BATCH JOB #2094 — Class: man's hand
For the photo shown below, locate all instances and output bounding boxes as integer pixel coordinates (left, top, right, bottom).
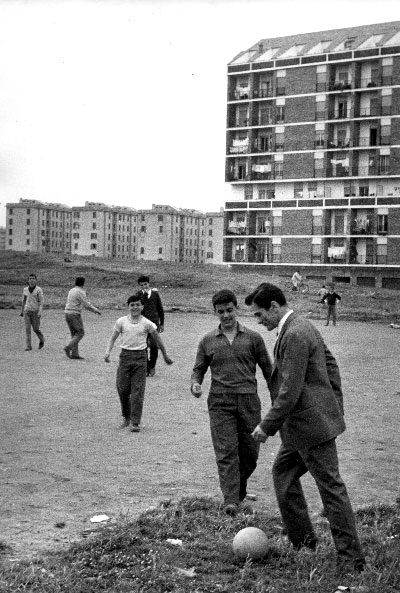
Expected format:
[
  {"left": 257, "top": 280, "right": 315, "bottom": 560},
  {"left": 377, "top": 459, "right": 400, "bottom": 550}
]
[
  {"left": 104, "top": 354, "right": 110, "bottom": 363},
  {"left": 191, "top": 383, "right": 202, "bottom": 398},
  {"left": 20, "top": 312, "right": 24, "bottom": 317},
  {"left": 158, "top": 325, "right": 164, "bottom": 333},
  {"left": 163, "top": 355, "right": 173, "bottom": 365},
  {"left": 251, "top": 425, "right": 268, "bottom": 443}
]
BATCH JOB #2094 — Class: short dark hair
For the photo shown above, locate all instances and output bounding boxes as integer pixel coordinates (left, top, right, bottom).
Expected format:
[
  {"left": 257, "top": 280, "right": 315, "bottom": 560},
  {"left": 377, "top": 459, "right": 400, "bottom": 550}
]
[
  {"left": 75, "top": 276, "right": 85, "bottom": 287},
  {"left": 245, "top": 283, "right": 286, "bottom": 309},
  {"left": 28, "top": 273, "right": 37, "bottom": 279},
  {"left": 127, "top": 292, "right": 144, "bottom": 305},
  {"left": 138, "top": 275, "right": 150, "bottom": 284},
  {"left": 212, "top": 289, "right": 237, "bottom": 308}
]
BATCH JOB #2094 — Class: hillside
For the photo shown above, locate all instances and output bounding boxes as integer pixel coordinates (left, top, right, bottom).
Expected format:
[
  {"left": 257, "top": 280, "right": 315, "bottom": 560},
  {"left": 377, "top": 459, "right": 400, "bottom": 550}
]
[{"left": 0, "top": 251, "right": 399, "bottom": 322}]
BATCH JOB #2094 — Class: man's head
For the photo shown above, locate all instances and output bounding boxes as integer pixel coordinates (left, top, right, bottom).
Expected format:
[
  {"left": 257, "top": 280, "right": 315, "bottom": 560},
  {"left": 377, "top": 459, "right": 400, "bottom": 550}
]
[
  {"left": 127, "top": 292, "right": 144, "bottom": 315},
  {"left": 245, "top": 283, "right": 288, "bottom": 331},
  {"left": 75, "top": 277, "right": 85, "bottom": 287},
  {"left": 138, "top": 275, "right": 150, "bottom": 292},
  {"left": 328, "top": 285, "right": 334, "bottom": 293},
  {"left": 212, "top": 289, "right": 238, "bottom": 331},
  {"left": 28, "top": 274, "right": 37, "bottom": 287}
]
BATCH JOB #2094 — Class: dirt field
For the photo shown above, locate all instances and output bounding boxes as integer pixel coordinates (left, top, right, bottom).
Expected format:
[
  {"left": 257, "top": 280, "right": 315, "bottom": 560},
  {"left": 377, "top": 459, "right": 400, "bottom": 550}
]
[{"left": 1, "top": 309, "right": 399, "bottom": 561}]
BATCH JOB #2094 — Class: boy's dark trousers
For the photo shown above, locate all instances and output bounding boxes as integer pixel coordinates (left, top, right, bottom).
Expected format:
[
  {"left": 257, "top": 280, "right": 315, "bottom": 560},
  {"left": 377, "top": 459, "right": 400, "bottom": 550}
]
[
  {"left": 326, "top": 305, "right": 337, "bottom": 325},
  {"left": 117, "top": 349, "right": 147, "bottom": 425},
  {"left": 146, "top": 332, "right": 159, "bottom": 371},
  {"left": 207, "top": 392, "right": 261, "bottom": 505}
]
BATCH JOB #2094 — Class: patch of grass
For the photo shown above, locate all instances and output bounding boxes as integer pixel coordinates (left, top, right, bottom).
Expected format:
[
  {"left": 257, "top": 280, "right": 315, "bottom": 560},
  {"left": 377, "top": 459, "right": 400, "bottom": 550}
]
[
  {"left": 1, "top": 251, "right": 400, "bottom": 323},
  {"left": 1, "top": 497, "right": 399, "bottom": 593}
]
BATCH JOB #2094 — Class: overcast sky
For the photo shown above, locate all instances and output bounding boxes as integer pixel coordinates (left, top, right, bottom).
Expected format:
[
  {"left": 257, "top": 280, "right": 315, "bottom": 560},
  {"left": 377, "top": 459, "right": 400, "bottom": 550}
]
[{"left": 0, "top": 0, "right": 399, "bottom": 226}]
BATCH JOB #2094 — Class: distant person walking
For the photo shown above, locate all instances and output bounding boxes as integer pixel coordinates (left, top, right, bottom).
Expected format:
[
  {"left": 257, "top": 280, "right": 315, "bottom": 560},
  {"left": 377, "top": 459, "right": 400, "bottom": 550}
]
[
  {"left": 104, "top": 292, "right": 173, "bottom": 432},
  {"left": 64, "top": 277, "right": 101, "bottom": 360},
  {"left": 317, "top": 284, "right": 328, "bottom": 303},
  {"left": 137, "top": 275, "right": 165, "bottom": 377},
  {"left": 291, "top": 271, "right": 302, "bottom": 291},
  {"left": 20, "top": 274, "right": 45, "bottom": 351},
  {"left": 323, "top": 286, "right": 342, "bottom": 326}
]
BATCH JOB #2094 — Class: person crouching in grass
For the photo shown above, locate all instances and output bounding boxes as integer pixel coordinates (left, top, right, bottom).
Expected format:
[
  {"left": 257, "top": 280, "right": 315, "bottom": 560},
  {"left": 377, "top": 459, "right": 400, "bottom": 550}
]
[{"left": 105, "top": 292, "right": 173, "bottom": 432}]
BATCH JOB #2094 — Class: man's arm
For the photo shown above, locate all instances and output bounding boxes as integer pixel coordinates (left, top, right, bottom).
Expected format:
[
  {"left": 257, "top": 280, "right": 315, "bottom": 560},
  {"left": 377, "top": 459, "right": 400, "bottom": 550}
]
[
  {"left": 151, "top": 329, "right": 173, "bottom": 364},
  {"left": 190, "top": 339, "right": 210, "bottom": 396},
  {"left": 37, "top": 287, "right": 44, "bottom": 317},
  {"left": 20, "top": 294, "right": 27, "bottom": 316},
  {"left": 254, "top": 334, "right": 272, "bottom": 385},
  {"left": 155, "top": 291, "right": 165, "bottom": 330},
  {"left": 104, "top": 329, "right": 120, "bottom": 362},
  {"left": 80, "top": 292, "right": 101, "bottom": 315},
  {"left": 324, "top": 345, "right": 344, "bottom": 414}
]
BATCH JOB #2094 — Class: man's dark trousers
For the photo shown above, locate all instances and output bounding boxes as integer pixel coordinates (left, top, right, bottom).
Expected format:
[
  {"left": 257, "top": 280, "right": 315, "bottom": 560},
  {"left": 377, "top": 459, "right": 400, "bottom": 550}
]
[
  {"left": 207, "top": 392, "right": 261, "bottom": 505},
  {"left": 272, "top": 438, "right": 364, "bottom": 565},
  {"left": 116, "top": 349, "right": 147, "bottom": 425},
  {"left": 147, "top": 331, "right": 159, "bottom": 371}
]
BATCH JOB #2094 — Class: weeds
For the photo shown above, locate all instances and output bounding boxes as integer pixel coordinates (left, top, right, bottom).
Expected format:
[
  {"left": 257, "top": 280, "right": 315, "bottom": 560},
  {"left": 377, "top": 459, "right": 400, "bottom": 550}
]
[{"left": 1, "top": 497, "right": 399, "bottom": 592}]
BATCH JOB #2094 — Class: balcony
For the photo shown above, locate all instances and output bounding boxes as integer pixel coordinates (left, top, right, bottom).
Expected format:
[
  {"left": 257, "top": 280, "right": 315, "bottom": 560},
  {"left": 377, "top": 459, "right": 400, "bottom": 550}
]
[
  {"left": 350, "top": 219, "right": 373, "bottom": 235},
  {"left": 357, "top": 167, "right": 376, "bottom": 176},
  {"left": 360, "top": 77, "right": 380, "bottom": 88},
  {"left": 230, "top": 119, "right": 250, "bottom": 128},
  {"left": 229, "top": 89, "right": 250, "bottom": 101},
  {"left": 334, "top": 109, "right": 349, "bottom": 119},
  {"left": 359, "top": 106, "right": 379, "bottom": 117},
  {"left": 252, "top": 88, "right": 273, "bottom": 99},
  {"left": 330, "top": 81, "right": 352, "bottom": 91},
  {"left": 226, "top": 222, "right": 248, "bottom": 236}
]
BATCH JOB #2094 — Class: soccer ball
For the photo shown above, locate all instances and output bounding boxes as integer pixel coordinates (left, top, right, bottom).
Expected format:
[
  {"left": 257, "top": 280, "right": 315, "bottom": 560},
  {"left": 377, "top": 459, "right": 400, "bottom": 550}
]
[{"left": 232, "top": 526, "right": 269, "bottom": 560}]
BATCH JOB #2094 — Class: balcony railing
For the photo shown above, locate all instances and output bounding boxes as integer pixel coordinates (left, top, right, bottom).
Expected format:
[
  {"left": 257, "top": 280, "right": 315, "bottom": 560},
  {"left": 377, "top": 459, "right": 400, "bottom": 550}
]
[
  {"left": 229, "top": 89, "right": 250, "bottom": 101},
  {"left": 359, "top": 107, "right": 379, "bottom": 117},
  {"left": 357, "top": 167, "right": 376, "bottom": 176},
  {"left": 329, "top": 81, "right": 352, "bottom": 91},
  {"left": 334, "top": 109, "right": 349, "bottom": 119},
  {"left": 229, "top": 144, "right": 249, "bottom": 154},
  {"left": 252, "top": 88, "right": 273, "bottom": 99},
  {"left": 350, "top": 221, "right": 373, "bottom": 235},
  {"left": 360, "top": 77, "right": 380, "bottom": 88}
]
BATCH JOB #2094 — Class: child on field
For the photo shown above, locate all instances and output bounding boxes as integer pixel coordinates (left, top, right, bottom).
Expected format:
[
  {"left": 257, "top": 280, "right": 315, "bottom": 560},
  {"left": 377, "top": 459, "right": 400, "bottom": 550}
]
[
  {"left": 105, "top": 293, "right": 173, "bottom": 432},
  {"left": 191, "top": 289, "right": 272, "bottom": 515},
  {"left": 323, "top": 286, "right": 342, "bottom": 326}
]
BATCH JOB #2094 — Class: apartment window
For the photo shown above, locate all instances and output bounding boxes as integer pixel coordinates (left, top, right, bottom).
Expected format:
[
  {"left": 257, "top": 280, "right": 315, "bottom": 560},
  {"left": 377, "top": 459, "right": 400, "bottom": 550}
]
[
  {"left": 74, "top": 243, "right": 78, "bottom": 249},
  {"left": 92, "top": 222, "right": 96, "bottom": 230},
  {"left": 258, "top": 189, "right": 266, "bottom": 200},
  {"left": 272, "top": 241, "right": 281, "bottom": 262},
  {"left": 73, "top": 233, "right": 80, "bottom": 239},
  {"left": 208, "top": 240, "right": 213, "bottom": 248},
  {"left": 308, "top": 181, "right": 318, "bottom": 198},
  {"left": 312, "top": 211, "right": 323, "bottom": 234},
  {"left": 244, "top": 186, "right": 253, "bottom": 200},
  {"left": 274, "top": 161, "right": 283, "bottom": 179},
  {"left": 90, "top": 243, "right": 97, "bottom": 250},
  {"left": 26, "top": 239, "right": 30, "bottom": 245},
  {"left": 276, "top": 69, "right": 286, "bottom": 95},
  {"left": 380, "top": 121, "right": 391, "bottom": 145},
  {"left": 41, "top": 230, "right": 45, "bottom": 236},
  {"left": 91, "top": 233, "right": 97, "bottom": 239},
  {"left": 311, "top": 242, "right": 322, "bottom": 263},
  {"left": 315, "top": 130, "right": 325, "bottom": 148},
  {"left": 377, "top": 214, "right": 388, "bottom": 234},
  {"left": 379, "top": 155, "right": 390, "bottom": 175},
  {"left": 9, "top": 208, "right": 13, "bottom": 214},
  {"left": 8, "top": 228, "right": 12, "bottom": 235},
  {"left": 272, "top": 211, "right": 282, "bottom": 235},
  {"left": 275, "top": 128, "right": 284, "bottom": 151},
  {"left": 26, "top": 219, "right": 30, "bottom": 225},
  {"left": 26, "top": 208, "right": 30, "bottom": 214},
  {"left": 276, "top": 106, "right": 285, "bottom": 123},
  {"left": 158, "top": 215, "right": 163, "bottom": 222},
  {"left": 26, "top": 229, "right": 30, "bottom": 235},
  {"left": 294, "top": 182, "right": 303, "bottom": 199},
  {"left": 9, "top": 239, "right": 12, "bottom": 245},
  {"left": 158, "top": 247, "right": 163, "bottom": 255},
  {"left": 8, "top": 218, "right": 13, "bottom": 225},
  {"left": 73, "top": 212, "right": 80, "bottom": 218},
  {"left": 381, "top": 92, "right": 392, "bottom": 116},
  {"left": 314, "top": 155, "right": 324, "bottom": 177},
  {"left": 377, "top": 238, "right": 387, "bottom": 264},
  {"left": 159, "top": 226, "right": 163, "bottom": 233},
  {"left": 141, "top": 226, "right": 146, "bottom": 232},
  {"left": 209, "top": 229, "right": 213, "bottom": 236},
  {"left": 209, "top": 218, "right": 213, "bottom": 225},
  {"left": 382, "top": 59, "right": 393, "bottom": 85},
  {"left": 267, "top": 188, "right": 275, "bottom": 200},
  {"left": 315, "top": 96, "right": 326, "bottom": 120},
  {"left": 92, "top": 212, "right": 97, "bottom": 218},
  {"left": 141, "top": 215, "right": 145, "bottom": 222},
  {"left": 359, "top": 184, "right": 369, "bottom": 197},
  {"left": 140, "top": 247, "right": 144, "bottom": 254},
  {"left": 344, "top": 183, "right": 356, "bottom": 197}
]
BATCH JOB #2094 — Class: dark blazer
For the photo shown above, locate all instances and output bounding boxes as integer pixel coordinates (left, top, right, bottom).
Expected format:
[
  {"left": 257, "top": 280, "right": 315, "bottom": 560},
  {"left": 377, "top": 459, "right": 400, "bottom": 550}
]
[
  {"left": 260, "top": 313, "right": 345, "bottom": 450},
  {"left": 141, "top": 289, "right": 164, "bottom": 327}
]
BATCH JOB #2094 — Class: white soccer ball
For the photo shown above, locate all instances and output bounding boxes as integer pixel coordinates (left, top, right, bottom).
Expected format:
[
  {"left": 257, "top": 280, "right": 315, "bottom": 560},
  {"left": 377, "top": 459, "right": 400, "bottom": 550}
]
[{"left": 232, "top": 526, "right": 269, "bottom": 560}]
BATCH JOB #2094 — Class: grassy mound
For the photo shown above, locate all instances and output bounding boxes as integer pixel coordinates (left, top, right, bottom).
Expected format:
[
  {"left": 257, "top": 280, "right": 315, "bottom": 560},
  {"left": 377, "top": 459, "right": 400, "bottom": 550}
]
[{"left": 1, "top": 497, "right": 399, "bottom": 592}]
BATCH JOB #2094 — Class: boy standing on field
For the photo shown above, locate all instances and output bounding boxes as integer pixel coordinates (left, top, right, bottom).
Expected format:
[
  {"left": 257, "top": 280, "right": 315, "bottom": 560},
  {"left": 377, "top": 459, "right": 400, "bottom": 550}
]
[
  {"left": 137, "top": 275, "right": 165, "bottom": 377},
  {"left": 191, "top": 289, "right": 272, "bottom": 515},
  {"left": 20, "top": 274, "right": 45, "bottom": 351},
  {"left": 105, "top": 293, "right": 173, "bottom": 432},
  {"left": 64, "top": 276, "right": 101, "bottom": 360},
  {"left": 323, "top": 285, "right": 342, "bottom": 326}
]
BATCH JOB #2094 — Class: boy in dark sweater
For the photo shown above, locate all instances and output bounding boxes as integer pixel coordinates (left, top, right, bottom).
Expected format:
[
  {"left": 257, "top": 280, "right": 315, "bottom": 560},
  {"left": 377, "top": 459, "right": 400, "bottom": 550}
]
[
  {"left": 323, "top": 286, "right": 341, "bottom": 326},
  {"left": 137, "top": 275, "right": 165, "bottom": 376}
]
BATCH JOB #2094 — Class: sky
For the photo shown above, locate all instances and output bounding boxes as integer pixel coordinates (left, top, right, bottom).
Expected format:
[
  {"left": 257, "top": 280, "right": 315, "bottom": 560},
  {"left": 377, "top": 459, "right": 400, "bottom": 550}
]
[{"left": 0, "top": 0, "right": 399, "bottom": 227}]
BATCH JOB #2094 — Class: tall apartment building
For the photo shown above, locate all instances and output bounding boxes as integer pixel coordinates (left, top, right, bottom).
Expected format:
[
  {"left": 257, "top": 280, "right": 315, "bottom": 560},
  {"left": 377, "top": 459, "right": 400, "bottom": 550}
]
[
  {"left": 5, "top": 199, "right": 224, "bottom": 264},
  {"left": 224, "top": 21, "right": 400, "bottom": 287}
]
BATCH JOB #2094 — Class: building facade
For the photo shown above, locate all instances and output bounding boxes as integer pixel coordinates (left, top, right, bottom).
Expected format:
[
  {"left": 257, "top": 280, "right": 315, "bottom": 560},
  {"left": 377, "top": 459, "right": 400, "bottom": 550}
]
[
  {"left": 5, "top": 199, "right": 224, "bottom": 265},
  {"left": 224, "top": 21, "right": 400, "bottom": 287}
]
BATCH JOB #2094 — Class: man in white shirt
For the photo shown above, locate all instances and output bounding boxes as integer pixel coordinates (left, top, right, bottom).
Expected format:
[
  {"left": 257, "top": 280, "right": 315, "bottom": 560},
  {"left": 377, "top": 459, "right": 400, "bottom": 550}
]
[
  {"left": 64, "top": 276, "right": 101, "bottom": 360},
  {"left": 105, "top": 292, "right": 173, "bottom": 432},
  {"left": 20, "top": 274, "right": 45, "bottom": 351}
]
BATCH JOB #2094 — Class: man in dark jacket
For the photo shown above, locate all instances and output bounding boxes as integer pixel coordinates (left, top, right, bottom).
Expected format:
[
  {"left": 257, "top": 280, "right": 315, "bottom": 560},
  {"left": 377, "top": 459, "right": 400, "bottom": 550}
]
[
  {"left": 138, "top": 275, "right": 165, "bottom": 376},
  {"left": 245, "top": 282, "right": 365, "bottom": 575}
]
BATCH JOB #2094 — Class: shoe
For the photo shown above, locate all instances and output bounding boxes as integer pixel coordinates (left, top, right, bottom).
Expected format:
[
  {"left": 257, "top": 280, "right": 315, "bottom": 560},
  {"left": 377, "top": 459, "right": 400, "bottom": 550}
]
[
  {"left": 239, "top": 501, "right": 254, "bottom": 515},
  {"left": 130, "top": 424, "right": 140, "bottom": 432},
  {"left": 38, "top": 341, "right": 44, "bottom": 349},
  {"left": 148, "top": 368, "right": 155, "bottom": 377},
  {"left": 223, "top": 503, "right": 238, "bottom": 516},
  {"left": 63, "top": 346, "right": 72, "bottom": 359},
  {"left": 25, "top": 347, "right": 32, "bottom": 351},
  {"left": 119, "top": 418, "right": 130, "bottom": 428},
  {"left": 70, "top": 355, "right": 85, "bottom": 360}
]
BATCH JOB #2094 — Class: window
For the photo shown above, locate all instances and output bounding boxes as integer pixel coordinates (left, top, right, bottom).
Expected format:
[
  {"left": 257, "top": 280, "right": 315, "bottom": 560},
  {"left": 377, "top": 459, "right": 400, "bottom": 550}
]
[
  {"left": 141, "top": 215, "right": 145, "bottom": 222},
  {"left": 92, "top": 223, "right": 96, "bottom": 230},
  {"left": 312, "top": 212, "right": 322, "bottom": 234},
  {"left": 9, "top": 218, "right": 13, "bottom": 225},
  {"left": 315, "top": 130, "right": 325, "bottom": 148},
  {"left": 344, "top": 183, "right": 356, "bottom": 197},
  {"left": 74, "top": 243, "right": 78, "bottom": 249},
  {"left": 140, "top": 247, "right": 144, "bottom": 254},
  {"left": 272, "top": 242, "right": 281, "bottom": 262},
  {"left": 308, "top": 181, "right": 318, "bottom": 198},
  {"left": 9, "top": 208, "right": 13, "bottom": 214},
  {"left": 91, "top": 233, "right": 97, "bottom": 239},
  {"left": 26, "top": 239, "right": 30, "bottom": 245},
  {"left": 209, "top": 229, "right": 213, "bottom": 236},
  {"left": 8, "top": 239, "right": 12, "bottom": 245},
  {"left": 276, "top": 106, "right": 284, "bottom": 123},
  {"left": 359, "top": 184, "right": 369, "bottom": 197},
  {"left": 258, "top": 189, "right": 266, "bottom": 200},
  {"left": 315, "top": 99, "right": 326, "bottom": 120},
  {"left": 311, "top": 242, "right": 322, "bottom": 263},
  {"left": 141, "top": 226, "right": 146, "bottom": 232},
  {"left": 26, "top": 219, "right": 30, "bottom": 225},
  {"left": 158, "top": 215, "right": 163, "bottom": 222},
  {"left": 381, "top": 93, "right": 392, "bottom": 116},
  {"left": 73, "top": 233, "right": 80, "bottom": 239},
  {"left": 377, "top": 214, "right": 388, "bottom": 234},
  {"left": 92, "top": 212, "right": 97, "bottom": 218},
  {"left": 267, "top": 188, "right": 275, "bottom": 200},
  {"left": 294, "top": 182, "right": 303, "bottom": 199},
  {"left": 8, "top": 228, "right": 12, "bottom": 235},
  {"left": 158, "top": 247, "right": 163, "bottom": 254},
  {"left": 90, "top": 243, "right": 97, "bottom": 250},
  {"left": 244, "top": 186, "right": 253, "bottom": 200},
  {"left": 274, "top": 162, "right": 283, "bottom": 179},
  {"left": 27, "top": 208, "right": 30, "bottom": 214},
  {"left": 26, "top": 229, "right": 30, "bottom": 235},
  {"left": 379, "top": 155, "right": 390, "bottom": 175},
  {"left": 159, "top": 226, "right": 163, "bottom": 233}
]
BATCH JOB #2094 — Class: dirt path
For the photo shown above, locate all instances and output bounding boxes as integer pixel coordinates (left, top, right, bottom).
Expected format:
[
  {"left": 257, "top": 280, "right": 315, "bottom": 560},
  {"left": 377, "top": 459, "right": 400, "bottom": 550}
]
[{"left": 1, "top": 311, "right": 399, "bottom": 561}]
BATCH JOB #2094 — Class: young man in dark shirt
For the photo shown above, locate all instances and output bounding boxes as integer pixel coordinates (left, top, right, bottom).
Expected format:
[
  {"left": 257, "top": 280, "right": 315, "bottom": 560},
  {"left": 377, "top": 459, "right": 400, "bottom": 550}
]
[
  {"left": 323, "top": 285, "right": 342, "bottom": 326},
  {"left": 191, "top": 289, "right": 272, "bottom": 516},
  {"left": 137, "top": 275, "right": 165, "bottom": 376}
]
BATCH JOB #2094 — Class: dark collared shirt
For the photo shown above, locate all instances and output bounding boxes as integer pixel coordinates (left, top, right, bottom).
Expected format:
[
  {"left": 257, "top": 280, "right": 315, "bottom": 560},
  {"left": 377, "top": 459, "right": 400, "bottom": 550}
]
[{"left": 191, "top": 323, "right": 272, "bottom": 394}]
